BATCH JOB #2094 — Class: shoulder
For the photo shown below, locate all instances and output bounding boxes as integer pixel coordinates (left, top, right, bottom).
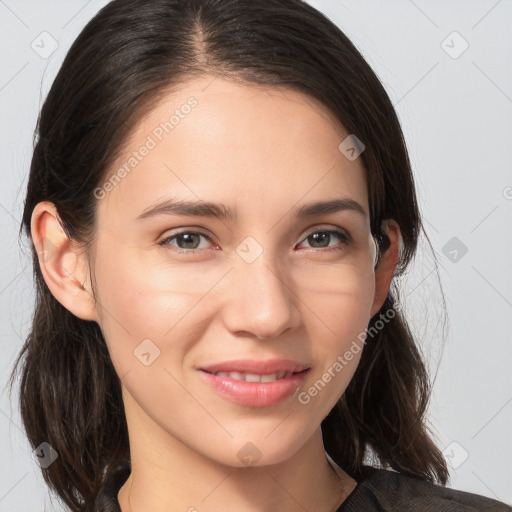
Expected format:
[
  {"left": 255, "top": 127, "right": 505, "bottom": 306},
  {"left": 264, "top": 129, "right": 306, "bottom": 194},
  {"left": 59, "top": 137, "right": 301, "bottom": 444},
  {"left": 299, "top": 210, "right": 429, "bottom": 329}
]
[{"left": 339, "top": 466, "right": 512, "bottom": 512}]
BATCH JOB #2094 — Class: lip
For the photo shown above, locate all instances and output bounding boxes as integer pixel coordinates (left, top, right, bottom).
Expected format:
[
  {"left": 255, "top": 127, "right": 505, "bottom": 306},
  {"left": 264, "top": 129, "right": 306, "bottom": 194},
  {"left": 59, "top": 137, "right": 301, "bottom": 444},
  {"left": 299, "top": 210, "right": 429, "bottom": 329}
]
[{"left": 198, "top": 359, "right": 310, "bottom": 408}]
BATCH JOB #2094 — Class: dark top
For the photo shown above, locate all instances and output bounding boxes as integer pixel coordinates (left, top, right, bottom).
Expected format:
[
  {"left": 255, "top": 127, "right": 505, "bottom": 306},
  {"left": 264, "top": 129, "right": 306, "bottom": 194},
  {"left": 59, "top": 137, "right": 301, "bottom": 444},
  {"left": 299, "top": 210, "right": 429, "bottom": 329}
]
[{"left": 94, "top": 461, "right": 512, "bottom": 511}]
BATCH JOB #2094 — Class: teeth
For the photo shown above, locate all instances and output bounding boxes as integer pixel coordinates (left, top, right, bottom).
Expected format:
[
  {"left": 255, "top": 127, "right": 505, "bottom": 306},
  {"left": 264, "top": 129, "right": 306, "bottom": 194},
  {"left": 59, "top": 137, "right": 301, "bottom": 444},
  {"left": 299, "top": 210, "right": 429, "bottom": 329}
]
[{"left": 214, "top": 371, "right": 290, "bottom": 382}]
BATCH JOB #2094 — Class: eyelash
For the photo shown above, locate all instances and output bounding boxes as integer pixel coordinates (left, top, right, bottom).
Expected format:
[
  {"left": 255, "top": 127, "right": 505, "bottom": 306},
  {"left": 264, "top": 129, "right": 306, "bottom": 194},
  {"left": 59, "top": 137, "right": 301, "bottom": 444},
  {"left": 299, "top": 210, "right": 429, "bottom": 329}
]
[{"left": 158, "top": 228, "right": 350, "bottom": 256}]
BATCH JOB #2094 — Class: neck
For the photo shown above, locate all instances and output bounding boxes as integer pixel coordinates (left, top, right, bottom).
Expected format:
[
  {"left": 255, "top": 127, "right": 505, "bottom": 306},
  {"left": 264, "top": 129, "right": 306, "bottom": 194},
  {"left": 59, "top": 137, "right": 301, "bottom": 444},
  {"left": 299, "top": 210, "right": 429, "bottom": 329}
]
[{"left": 117, "top": 418, "right": 356, "bottom": 511}]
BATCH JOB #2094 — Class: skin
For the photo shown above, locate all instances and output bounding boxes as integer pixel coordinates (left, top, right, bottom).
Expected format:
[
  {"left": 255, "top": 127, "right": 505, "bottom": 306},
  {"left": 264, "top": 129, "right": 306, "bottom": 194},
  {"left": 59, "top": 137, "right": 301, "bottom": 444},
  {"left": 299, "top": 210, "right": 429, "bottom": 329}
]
[{"left": 31, "top": 76, "right": 400, "bottom": 512}]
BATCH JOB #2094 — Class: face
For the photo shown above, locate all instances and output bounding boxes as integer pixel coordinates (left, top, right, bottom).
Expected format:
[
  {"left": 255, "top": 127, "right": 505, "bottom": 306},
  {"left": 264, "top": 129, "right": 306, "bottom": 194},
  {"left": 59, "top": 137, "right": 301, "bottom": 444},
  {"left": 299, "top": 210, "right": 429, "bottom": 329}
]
[{"left": 89, "top": 76, "right": 379, "bottom": 467}]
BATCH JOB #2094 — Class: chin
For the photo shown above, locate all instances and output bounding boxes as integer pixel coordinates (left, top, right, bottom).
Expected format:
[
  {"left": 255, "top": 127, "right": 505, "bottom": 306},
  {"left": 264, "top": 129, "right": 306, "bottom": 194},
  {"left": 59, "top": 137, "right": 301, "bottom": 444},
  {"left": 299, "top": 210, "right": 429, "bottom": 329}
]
[{"left": 202, "top": 424, "right": 317, "bottom": 469}]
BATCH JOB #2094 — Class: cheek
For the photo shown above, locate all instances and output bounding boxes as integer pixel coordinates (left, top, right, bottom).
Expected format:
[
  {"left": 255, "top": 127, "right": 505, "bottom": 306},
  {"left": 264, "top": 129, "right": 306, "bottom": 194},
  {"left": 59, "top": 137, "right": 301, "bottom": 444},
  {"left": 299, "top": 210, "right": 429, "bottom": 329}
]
[
  {"left": 92, "top": 244, "right": 231, "bottom": 385},
  {"left": 274, "top": 268, "right": 371, "bottom": 461},
  {"left": 93, "top": 242, "right": 212, "bottom": 333},
  {"left": 298, "top": 266, "right": 375, "bottom": 401},
  {"left": 301, "top": 262, "right": 376, "bottom": 341}
]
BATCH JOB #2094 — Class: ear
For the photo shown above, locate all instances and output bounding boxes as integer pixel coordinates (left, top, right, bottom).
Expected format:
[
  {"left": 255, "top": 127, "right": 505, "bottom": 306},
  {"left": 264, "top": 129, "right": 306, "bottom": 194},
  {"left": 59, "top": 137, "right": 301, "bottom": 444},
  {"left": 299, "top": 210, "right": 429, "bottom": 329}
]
[
  {"left": 370, "top": 219, "right": 401, "bottom": 318},
  {"left": 30, "top": 201, "right": 99, "bottom": 322}
]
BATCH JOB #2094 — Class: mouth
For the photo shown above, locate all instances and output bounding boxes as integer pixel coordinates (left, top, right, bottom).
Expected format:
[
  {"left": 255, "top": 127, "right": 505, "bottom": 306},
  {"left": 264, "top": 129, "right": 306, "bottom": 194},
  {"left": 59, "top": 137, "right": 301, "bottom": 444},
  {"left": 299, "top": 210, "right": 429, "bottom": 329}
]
[
  {"left": 199, "top": 358, "right": 309, "bottom": 375},
  {"left": 205, "top": 370, "right": 297, "bottom": 382},
  {"left": 198, "top": 359, "right": 310, "bottom": 408}
]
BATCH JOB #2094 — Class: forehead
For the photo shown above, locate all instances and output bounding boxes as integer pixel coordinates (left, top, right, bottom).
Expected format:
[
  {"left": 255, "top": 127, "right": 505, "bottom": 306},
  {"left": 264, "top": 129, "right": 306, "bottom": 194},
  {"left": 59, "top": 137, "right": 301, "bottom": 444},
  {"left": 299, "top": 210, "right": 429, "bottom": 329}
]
[{"left": 96, "top": 76, "right": 369, "bottom": 228}]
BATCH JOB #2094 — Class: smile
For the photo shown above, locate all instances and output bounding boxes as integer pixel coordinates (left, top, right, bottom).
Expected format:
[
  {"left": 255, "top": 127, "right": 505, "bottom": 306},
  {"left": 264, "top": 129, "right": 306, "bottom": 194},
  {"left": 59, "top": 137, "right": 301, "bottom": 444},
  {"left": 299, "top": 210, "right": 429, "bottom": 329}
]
[{"left": 199, "top": 368, "right": 310, "bottom": 407}]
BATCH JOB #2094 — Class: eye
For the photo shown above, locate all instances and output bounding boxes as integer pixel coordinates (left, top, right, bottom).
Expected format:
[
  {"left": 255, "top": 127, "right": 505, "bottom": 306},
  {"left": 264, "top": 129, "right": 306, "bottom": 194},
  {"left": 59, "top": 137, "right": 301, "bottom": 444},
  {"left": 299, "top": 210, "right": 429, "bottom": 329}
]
[
  {"left": 296, "top": 229, "right": 350, "bottom": 254},
  {"left": 159, "top": 231, "right": 213, "bottom": 253},
  {"left": 159, "top": 228, "right": 350, "bottom": 255}
]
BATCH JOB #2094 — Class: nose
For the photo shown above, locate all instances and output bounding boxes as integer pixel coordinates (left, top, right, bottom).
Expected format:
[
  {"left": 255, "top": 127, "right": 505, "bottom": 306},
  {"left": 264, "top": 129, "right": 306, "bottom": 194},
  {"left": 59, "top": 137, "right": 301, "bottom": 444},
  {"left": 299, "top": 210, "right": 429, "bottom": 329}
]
[{"left": 221, "top": 255, "right": 301, "bottom": 341}]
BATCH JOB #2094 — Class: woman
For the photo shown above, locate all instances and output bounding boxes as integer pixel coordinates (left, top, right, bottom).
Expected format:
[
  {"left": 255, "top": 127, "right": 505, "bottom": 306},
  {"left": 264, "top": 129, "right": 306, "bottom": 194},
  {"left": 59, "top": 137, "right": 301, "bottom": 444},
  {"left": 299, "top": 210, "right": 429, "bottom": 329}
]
[{"left": 9, "top": 0, "right": 511, "bottom": 511}]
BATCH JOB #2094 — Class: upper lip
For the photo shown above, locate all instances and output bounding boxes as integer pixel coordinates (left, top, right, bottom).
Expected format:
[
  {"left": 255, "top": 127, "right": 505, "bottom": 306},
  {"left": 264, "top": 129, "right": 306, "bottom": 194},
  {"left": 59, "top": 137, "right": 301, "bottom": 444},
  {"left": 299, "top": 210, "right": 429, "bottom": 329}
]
[{"left": 199, "top": 359, "right": 310, "bottom": 375}]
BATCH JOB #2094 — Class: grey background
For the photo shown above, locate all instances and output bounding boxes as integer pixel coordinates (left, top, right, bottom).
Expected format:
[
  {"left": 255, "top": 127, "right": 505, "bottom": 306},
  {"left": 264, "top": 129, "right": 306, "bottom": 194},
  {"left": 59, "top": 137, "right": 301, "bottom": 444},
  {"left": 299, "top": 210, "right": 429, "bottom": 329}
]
[{"left": 1, "top": 0, "right": 511, "bottom": 510}]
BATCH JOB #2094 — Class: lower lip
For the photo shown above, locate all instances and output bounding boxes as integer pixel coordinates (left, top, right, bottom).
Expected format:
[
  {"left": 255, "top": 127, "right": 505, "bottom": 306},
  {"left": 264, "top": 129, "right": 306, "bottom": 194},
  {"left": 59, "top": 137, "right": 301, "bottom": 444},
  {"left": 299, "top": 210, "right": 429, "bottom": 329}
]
[{"left": 199, "top": 369, "right": 310, "bottom": 407}]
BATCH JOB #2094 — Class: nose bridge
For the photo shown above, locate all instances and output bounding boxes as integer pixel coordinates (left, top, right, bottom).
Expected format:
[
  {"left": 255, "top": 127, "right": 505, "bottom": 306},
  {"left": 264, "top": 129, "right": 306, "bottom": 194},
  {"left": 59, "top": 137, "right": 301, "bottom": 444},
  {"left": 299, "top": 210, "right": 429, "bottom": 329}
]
[{"left": 222, "top": 236, "right": 300, "bottom": 339}]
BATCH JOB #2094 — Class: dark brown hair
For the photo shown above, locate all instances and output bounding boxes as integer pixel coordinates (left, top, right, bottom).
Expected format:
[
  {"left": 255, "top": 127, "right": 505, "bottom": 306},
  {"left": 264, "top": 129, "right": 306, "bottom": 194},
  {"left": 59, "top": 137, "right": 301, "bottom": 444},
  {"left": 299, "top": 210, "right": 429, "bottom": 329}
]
[{"left": 9, "top": 0, "right": 448, "bottom": 510}]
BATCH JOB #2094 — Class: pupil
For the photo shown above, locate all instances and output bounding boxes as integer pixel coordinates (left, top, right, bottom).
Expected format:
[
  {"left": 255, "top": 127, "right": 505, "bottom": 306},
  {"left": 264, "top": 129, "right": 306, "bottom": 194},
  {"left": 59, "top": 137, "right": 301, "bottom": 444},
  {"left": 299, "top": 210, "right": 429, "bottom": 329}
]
[
  {"left": 309, "top": 232, "right": 329, "bottom": 248},
  {"left": 180, "top": 233, "right": 199, "bottom": 249}
]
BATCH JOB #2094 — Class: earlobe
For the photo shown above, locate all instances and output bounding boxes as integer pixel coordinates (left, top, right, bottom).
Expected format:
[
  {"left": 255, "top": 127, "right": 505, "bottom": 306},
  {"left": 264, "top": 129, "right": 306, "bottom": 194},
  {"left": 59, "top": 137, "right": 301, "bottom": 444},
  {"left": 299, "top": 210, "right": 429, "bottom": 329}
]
[
  {"left": 30, "top": 201, "right": 98, "bottom": 322},
  {"left": 370, "top": 219, "right": 401, "bottom": 318}
]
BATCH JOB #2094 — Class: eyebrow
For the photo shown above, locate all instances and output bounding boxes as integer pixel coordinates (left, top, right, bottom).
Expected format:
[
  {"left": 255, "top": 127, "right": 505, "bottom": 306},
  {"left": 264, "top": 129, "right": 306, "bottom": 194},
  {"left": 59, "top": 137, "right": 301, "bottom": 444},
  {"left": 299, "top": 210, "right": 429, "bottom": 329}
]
[{"left": 136, "top": 197, "right": 367, "bottom": 221}]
